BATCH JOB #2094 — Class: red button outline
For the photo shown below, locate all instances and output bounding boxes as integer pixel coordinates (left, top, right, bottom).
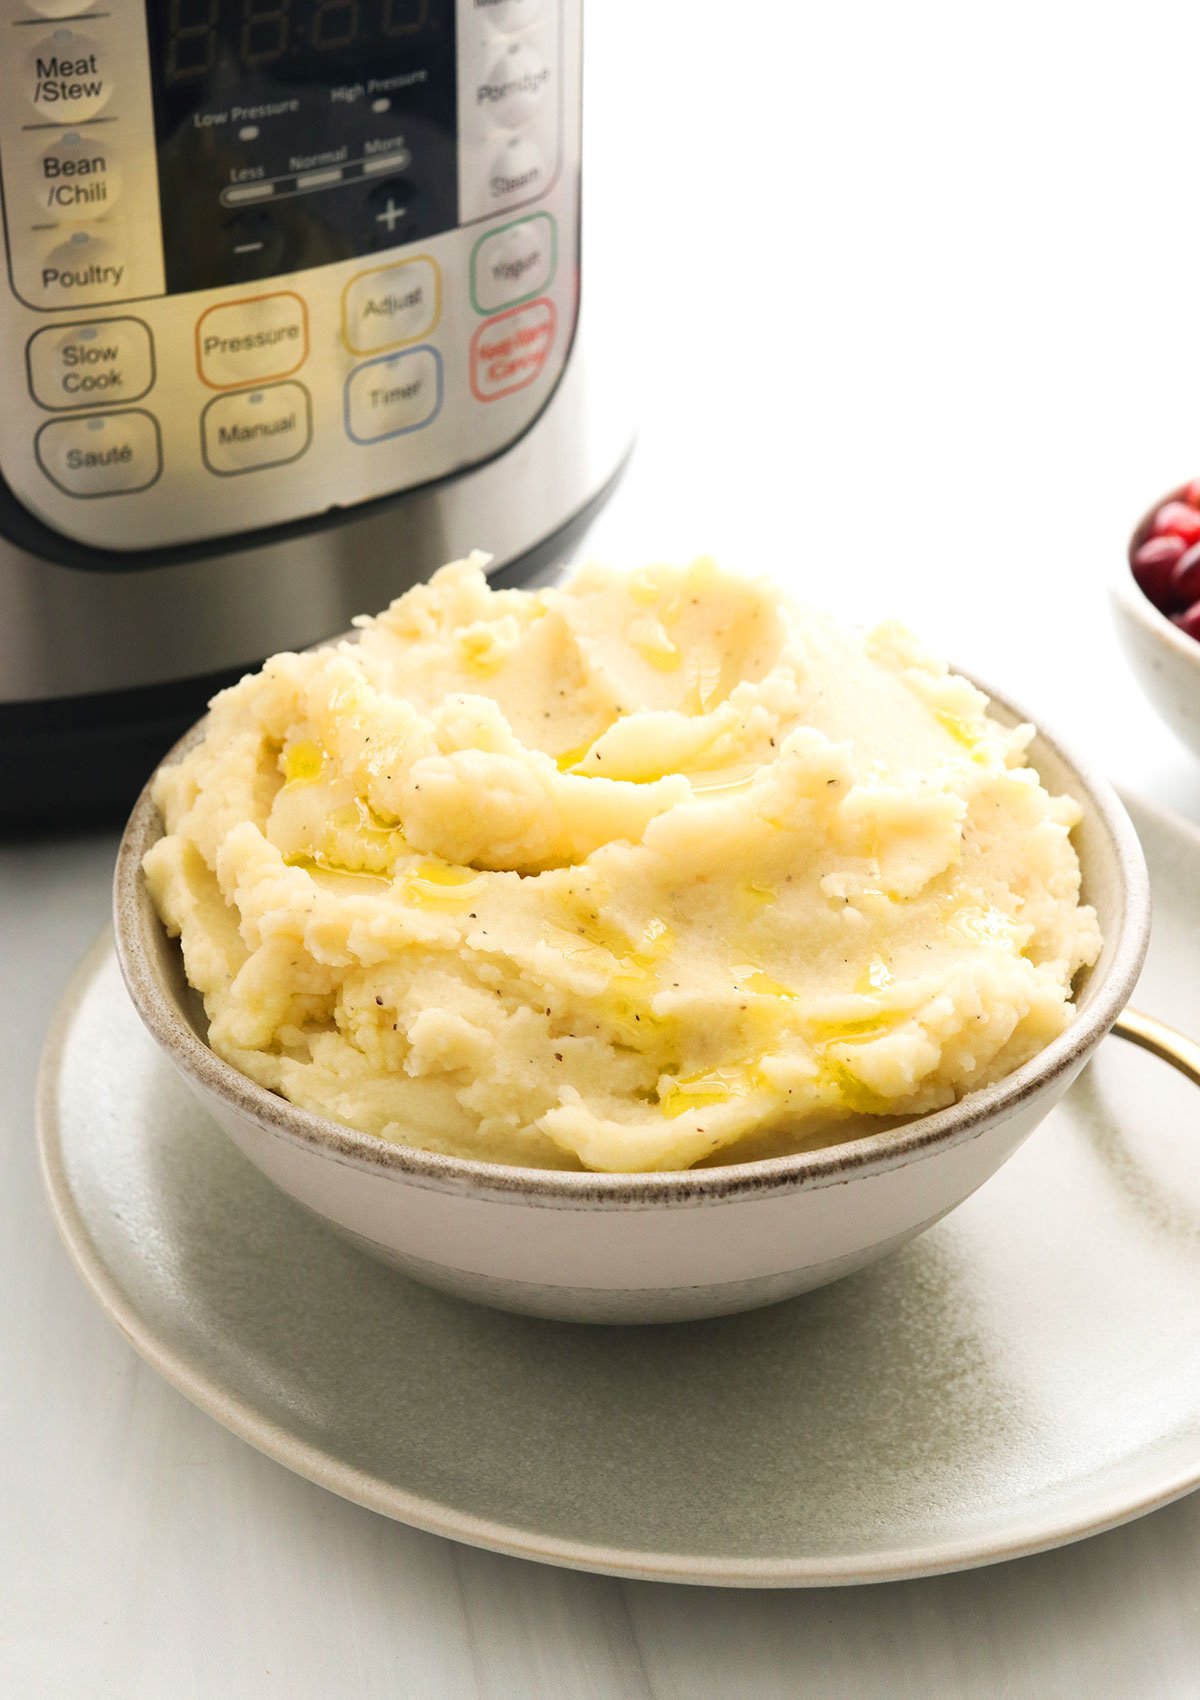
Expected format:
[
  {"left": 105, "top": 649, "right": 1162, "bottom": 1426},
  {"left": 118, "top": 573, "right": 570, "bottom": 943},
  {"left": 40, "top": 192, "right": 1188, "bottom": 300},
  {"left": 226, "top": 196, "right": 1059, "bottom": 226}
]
[{"left": 469, "top": 297, "right": 556, "bottom": 402}]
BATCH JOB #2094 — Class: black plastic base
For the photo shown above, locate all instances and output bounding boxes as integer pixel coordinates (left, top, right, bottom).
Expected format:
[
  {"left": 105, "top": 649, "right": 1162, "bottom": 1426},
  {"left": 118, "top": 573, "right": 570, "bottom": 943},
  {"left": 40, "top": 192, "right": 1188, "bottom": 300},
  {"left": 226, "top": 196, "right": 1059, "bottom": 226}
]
[{"left": 0, "top": 466, "right": 625, "bottom": 833}]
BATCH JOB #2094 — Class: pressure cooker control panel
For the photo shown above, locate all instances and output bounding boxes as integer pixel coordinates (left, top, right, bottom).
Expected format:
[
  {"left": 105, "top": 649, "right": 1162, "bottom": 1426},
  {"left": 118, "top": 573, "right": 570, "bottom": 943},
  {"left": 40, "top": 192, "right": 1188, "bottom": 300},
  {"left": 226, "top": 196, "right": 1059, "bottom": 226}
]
[{"left": 0, "top": 0, "right": 579, "bottom": 551}]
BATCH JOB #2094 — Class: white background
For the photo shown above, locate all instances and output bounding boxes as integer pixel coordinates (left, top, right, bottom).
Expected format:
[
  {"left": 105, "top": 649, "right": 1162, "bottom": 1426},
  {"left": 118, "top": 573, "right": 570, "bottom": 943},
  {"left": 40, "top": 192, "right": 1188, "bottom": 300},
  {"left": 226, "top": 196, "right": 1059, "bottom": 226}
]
[
  {"left": 4, "top": 2, "right": 1200, "bottom": 1695},
  {"left": 586, "top": 0, "right": 1200, "bottom": 827}
]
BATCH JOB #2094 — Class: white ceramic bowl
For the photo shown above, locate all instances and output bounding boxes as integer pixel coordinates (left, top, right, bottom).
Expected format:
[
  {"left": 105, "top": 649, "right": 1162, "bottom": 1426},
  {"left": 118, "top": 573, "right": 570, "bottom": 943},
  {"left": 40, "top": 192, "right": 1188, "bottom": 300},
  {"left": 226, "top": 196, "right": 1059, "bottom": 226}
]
[
  {"left": 1112, "top": 559, "right": 1200, "bottom": 763},
  {"left": 114, "top": 683, "right": 1150, "bottom": 1325}
]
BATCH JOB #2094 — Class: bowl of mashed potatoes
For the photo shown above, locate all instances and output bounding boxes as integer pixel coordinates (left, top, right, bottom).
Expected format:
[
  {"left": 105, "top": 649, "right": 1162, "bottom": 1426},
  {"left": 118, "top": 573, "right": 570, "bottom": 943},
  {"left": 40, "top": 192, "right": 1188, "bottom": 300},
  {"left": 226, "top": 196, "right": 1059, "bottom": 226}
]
[{"left": 115, "top": 555, "right": 1149, "bottom": 1323}]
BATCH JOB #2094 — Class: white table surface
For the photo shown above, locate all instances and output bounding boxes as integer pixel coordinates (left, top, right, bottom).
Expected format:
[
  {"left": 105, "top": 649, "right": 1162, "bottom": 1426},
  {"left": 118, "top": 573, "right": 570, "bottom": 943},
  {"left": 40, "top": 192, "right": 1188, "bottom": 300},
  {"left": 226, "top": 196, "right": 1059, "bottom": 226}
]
[{"left": 6, "top": 4, "right": 1200, "bottom": 1694}]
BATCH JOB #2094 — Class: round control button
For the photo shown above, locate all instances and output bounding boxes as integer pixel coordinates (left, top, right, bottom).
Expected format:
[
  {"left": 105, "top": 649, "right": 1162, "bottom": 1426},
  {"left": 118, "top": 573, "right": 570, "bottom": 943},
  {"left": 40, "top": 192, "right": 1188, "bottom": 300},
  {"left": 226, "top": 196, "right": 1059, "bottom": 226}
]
[
  {"left": 471, "top": 213, "right": 555, "bottom": 313},
  {"left": 27, "top": 316, "right": 154, "bottom": 410},
  {"left": 35, "top": 408, "right": 161, "bottom": 497},
  {"left": 486, "top": 136, "right": 546, "bottom": 206},
  {"left": 28, "top": 29, "right": 112, "bottom": 122},
  {"left": 342, "top": 256, "right": 440, "bottom": 355},
  {"left": 34, "top": 131, "right": 120, "bottom": 222},
  {"left": 470, "top": 298, "right": 555, "bottom": 401},
  {"left": 345, "top": 348, "right": 442, "bottom": 444},
  {"left": 40, "top": 228, "right": 126, "bottom": 305},
  {"left": 479, "top": 42, "right": 550, "bottom": 129},
  {"left": 201, "top": 382, "right": 312, "bottom": 475},
  {"left": 195, "top": 291, "right": 308, "bottom": 389},
  {"left": 476, "top": 0, "right": 541, "bottom": 34}
]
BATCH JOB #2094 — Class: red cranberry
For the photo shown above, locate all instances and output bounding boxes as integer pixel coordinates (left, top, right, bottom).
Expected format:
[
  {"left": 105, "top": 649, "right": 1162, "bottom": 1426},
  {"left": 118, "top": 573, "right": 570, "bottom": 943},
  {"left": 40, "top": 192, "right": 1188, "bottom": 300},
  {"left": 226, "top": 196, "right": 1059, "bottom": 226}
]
[
  {"left": 1132, "top": 533, "right": 1187, "bottom": 605},
  {"left": 1151, "top": 500, "right": 1200, "bottom": 545},
  {"left": 1184, "top": 478, "right": 1200, "bottom": 508},
  {"left": 1169, "top": 541, "right": 1200, "bottom": 609},
  {"left": 1171, "top": 601, "right": 1200, "bottom": 641}
]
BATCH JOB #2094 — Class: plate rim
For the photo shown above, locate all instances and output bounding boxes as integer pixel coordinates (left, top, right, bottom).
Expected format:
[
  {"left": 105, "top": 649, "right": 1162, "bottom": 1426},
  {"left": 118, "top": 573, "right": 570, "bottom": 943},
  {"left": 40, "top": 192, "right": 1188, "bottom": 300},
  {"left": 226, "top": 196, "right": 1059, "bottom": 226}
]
[{"left": 36, "top": 791, "right": 1200, "bottom": 1589}]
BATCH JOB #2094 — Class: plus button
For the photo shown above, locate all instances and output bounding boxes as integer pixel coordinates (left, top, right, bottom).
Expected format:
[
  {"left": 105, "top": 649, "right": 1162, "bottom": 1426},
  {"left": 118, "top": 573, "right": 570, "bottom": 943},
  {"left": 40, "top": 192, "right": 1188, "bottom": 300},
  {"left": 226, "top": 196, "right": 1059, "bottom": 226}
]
[{"left": 375, "top": 196, "right": 407, "bottom": 233}]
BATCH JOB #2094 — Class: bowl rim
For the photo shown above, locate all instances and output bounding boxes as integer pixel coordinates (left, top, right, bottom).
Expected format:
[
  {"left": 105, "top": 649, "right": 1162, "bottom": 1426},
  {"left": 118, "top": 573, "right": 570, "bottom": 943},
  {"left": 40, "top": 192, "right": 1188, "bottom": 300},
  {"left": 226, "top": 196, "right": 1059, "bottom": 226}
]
[{"left": 114, "top": 664, "right": 1151, "bottom": 1207}]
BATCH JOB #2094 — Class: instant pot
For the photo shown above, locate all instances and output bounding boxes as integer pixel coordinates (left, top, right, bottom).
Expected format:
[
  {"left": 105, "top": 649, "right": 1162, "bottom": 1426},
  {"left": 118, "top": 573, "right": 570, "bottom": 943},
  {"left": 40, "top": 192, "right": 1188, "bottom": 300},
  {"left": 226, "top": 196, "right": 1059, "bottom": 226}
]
[{"left": 0, "top": 0, "right": 630, "bottom": 822}]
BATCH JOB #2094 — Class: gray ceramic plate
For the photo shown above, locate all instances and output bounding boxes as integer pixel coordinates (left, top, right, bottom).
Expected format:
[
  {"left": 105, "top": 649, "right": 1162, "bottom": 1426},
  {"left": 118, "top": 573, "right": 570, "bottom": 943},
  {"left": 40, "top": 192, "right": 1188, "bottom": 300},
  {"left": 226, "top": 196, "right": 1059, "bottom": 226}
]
[{"left": 38, "top": 795, "right": 1200, "bottom": 1588}]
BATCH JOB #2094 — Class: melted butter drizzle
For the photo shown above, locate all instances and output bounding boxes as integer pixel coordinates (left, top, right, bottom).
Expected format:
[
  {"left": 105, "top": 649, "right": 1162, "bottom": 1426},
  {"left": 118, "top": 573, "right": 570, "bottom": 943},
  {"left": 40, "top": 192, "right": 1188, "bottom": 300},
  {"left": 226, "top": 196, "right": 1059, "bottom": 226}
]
[
  {"left": 689, "top": 766, "right": 758, "bottom": 796},
  {"left": 631, "top": 618, "right": 683, "bottom": 671},
  {"left": 281, "top": 783, "right": 486, "bottom": 905},
  {"left": 559, "top": 902, "right": 677, "bottom": 1052},
  {"left": 649, "top": 957, "right": 910, "bottom": 1118},
  {"left": 935, "top": 709, "right": 992, "bottom": 764},
  {"left": 283, "top": 854, "right": 389, "bottom": 888},
  {"left": 405, "top": 861, "right": 486, "bottom": 908},
  {"left": 282, "top": 740, "right": 324, "bottom": 785},
  {"left": 660, "top": 1065, "right": 759, "bottom": 1119}
]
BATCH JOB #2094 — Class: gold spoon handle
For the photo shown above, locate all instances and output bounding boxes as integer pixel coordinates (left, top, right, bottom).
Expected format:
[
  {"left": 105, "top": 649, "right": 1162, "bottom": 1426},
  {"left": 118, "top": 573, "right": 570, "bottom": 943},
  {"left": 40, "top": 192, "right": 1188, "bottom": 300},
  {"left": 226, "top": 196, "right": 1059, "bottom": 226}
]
[{"left": 1112, "top": 1008, "right": 1200, "bottom": 1088}]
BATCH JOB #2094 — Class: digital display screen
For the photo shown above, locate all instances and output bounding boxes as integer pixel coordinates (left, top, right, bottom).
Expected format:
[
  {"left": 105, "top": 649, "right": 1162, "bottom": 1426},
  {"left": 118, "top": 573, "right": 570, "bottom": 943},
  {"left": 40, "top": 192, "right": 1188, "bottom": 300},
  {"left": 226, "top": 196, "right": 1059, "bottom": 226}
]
[
  {"left": 161, "top": 0, "right": 434, "bottom": 85},
  {"left": 144, "top": 0, "right": 458, "bottom": 293}
]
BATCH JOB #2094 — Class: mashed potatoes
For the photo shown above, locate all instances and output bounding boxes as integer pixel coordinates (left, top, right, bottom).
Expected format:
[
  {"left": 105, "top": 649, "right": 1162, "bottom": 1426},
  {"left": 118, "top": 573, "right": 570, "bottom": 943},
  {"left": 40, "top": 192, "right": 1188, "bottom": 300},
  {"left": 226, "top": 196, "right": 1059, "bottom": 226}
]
[{"left": 144, "top": 554, "right": 1101, "bottom": 1172}]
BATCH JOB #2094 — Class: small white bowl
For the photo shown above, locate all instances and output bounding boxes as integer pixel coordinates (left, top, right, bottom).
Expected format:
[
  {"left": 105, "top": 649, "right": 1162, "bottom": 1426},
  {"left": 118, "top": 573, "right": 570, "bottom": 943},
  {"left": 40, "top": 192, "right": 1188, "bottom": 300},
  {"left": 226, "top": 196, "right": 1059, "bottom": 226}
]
[
  {"left": 1112, "top": 564, "right": 1200, "bottom": 762},
  {"left": 114, "top": 682, "right": 1150, "bottom": 1326}
]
